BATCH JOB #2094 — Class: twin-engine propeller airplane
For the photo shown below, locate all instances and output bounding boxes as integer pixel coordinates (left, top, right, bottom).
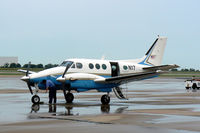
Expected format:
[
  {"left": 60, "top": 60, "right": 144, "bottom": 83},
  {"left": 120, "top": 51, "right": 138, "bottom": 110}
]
[{"left": 19, "top": 36, "right": 179, "bottom": 104}]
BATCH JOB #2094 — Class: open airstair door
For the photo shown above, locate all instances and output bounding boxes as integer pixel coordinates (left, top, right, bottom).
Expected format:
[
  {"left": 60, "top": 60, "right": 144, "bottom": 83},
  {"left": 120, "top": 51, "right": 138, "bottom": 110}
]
[
  {"left": 109, "top": 62, "right": 127, "bottom": 99},
  {"left": 113, "top": 87, "right": 128, "bottom": 100}
]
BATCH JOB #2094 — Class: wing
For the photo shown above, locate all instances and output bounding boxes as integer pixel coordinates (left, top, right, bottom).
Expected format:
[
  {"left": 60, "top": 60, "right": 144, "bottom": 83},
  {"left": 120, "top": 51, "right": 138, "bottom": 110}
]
[
  {"left": 143, "top": 64, "right": 179, "bottom": 71},
  {"left": 95, "top": 64, "right": 179, "bottom": 85},
  {"left": 17, "top": 69, "right": 36, "bottom": 74},
  {"left": 95, "top": 71, "right": 161, "bottom": 84}
]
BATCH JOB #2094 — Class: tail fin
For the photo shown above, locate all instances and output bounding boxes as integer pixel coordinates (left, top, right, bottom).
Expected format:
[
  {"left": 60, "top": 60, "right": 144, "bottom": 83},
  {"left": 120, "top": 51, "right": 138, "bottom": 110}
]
[{"left": 139, "top": 36, "right": 167, "bottom": 66}]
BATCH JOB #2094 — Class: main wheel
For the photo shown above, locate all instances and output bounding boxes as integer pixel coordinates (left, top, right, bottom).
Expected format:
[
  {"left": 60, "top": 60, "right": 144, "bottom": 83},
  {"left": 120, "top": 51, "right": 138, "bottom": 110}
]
[
  {"left": 192, "top": 83, "right": 197, "bottom": 90},
  {"left": 101, "top": 94, "right": 110, "bottom": 105},
  {"left": 65, "top": 93, "right": 74, "bottom": 103},
  {"left": 31, "top": 95, "right": 40, "bottom": 104}
]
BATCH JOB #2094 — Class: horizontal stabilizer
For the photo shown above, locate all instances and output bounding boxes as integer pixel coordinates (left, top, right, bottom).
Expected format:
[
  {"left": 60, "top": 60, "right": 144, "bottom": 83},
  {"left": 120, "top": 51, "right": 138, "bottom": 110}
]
[
  {"left": 143, "top": 64, "right": 179, "bottom": 71},
  {"left": 95, "top": 71, "right": 160, "bottom": 85}
]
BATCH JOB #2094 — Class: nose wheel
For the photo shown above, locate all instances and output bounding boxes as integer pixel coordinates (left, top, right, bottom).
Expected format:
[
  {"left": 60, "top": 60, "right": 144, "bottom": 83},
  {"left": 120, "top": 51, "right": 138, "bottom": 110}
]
[
  {"left": 31, "top": 95, "right": 40, "bottom": 104},
  {"left": 101, "top": 94, "right": 110, "bottom": 105}
]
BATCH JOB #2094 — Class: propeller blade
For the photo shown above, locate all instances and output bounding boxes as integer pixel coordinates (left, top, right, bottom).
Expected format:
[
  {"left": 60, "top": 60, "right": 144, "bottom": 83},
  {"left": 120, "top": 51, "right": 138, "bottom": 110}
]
[
  {"left": 24, "top": 61, "right": 33, "bottom": 95},
  {"left": 26, "top": 62, "right": 31, "bottom": 76},
  {"left": 27, "top": 83, "right": 33, "bottom": 95},
  {"left": 62, "top": 61, "right": 73, "bottom": 78},
  {"left": 61, "top": 61, "right": 73, "bottom": 91},
  {"left": 62, "top": 82, "right": 65, "bottom": 91}
]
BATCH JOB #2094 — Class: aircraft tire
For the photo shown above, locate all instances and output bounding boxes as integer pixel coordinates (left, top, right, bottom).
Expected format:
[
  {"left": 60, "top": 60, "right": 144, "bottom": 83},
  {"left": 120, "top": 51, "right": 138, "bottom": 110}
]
[
  {"left": 101, "top": 95, "right": 110, "bottom": 105},
  {"left": 192, "top": 83, "right": 197, "bottom": 90},
  {"left": 31, "top": 95, "right": 40, "bottom": 104},
  {"left": 65, "top": 93, "right": 74, "bottom": 103}
]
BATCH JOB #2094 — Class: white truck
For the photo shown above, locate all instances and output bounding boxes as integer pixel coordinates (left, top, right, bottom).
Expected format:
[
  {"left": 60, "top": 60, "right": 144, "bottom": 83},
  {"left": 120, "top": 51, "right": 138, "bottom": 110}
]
[{"left": 185, "top": 79, "right": 200, "bottom": 90}]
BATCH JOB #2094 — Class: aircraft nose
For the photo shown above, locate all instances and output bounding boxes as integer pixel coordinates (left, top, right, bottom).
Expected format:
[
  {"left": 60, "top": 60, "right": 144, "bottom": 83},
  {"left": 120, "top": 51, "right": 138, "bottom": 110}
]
[
  {"left": 56, "top": 77, "right": 65, "bottom": 82},
  {"left": 21, "top": 76, "right": 30, "bottom": 82}
]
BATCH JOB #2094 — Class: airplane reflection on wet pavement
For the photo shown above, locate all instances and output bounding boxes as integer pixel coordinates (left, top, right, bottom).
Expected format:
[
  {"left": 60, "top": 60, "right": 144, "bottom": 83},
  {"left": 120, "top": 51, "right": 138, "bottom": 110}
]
[{"left": 30, "top": 103, "right": 128, "bottom": 116}]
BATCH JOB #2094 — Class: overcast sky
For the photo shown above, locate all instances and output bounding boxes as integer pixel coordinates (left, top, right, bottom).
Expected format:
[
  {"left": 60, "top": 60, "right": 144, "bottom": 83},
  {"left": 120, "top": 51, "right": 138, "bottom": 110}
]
[{"left": 0, "top": 0, "right": 199, "bottom": 69}]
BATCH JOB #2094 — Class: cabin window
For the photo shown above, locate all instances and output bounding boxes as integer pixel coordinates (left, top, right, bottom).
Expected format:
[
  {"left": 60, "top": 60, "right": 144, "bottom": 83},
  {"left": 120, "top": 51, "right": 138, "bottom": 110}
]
[
  {"left": 71, "top": 63, "right": 75, "bottom": 68},
  {"left": 76, "top": 62, "right": 83, "bottom": 69},
  {"left": 102, "top": 64, "right": 107, "bottom": 70},
  {"left": 123, "top": 65, "right": 128, "bottom": 70},
  {"left": 89, "top": 63, "right": 94, "bottom": 69},
  {"left": 95, "top": 64, "right": 100, "bottom": 69}
]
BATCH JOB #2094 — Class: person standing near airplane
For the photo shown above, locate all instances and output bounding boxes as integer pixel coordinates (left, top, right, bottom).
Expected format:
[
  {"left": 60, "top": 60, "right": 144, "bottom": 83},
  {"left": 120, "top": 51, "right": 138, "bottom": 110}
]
[{"left": 44, "top": 80, "right": 57, "bottom": 104}]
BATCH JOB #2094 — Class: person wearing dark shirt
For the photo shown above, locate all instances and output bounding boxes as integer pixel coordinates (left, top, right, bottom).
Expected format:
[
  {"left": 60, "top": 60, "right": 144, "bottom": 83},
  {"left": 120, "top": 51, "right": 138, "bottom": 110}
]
[{"left": 44, "top": 80, "right": 57, "bottom": 104}]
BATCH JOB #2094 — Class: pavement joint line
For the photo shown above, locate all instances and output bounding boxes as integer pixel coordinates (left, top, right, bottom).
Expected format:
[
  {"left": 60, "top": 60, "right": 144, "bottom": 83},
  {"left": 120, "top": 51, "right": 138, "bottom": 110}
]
[{"left": 38, "top": 116, "right": 112, "bottom": 125}]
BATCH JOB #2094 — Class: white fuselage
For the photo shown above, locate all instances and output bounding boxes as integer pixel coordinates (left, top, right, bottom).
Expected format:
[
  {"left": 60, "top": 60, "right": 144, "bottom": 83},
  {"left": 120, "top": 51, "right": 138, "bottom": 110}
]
[{"left": 29, "top": 58, "right": 148, "bottom": 80}]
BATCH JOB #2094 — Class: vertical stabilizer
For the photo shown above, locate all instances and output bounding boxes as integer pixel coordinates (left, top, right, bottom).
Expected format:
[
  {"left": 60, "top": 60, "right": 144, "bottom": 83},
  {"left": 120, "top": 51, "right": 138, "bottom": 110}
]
[{"left": 139, "top": 37, "right": 167, "bottom": 66}]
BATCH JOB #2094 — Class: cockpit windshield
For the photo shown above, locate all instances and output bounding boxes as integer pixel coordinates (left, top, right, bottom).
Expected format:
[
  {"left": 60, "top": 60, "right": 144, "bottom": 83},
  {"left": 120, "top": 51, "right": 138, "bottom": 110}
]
[{"left": 60, "top": 61, "right": 73, "bottom": 67}]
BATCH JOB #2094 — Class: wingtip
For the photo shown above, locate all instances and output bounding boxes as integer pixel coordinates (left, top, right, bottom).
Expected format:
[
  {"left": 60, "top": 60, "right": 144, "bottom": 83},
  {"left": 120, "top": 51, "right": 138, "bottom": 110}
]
[{"left": 173, "top": 64, "right": 180, "bottom": 68}]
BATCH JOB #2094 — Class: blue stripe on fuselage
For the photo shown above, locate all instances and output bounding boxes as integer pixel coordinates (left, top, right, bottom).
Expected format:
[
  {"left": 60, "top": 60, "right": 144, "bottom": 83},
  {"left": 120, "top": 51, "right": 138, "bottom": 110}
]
[
  {"left": 138, "top": 56, "right": 152, "bottom": 66},
  {"left": 30, "top": 74, "right": 159, "bottom": 92},
  {"left": 30, "top": 75, "right": 116, "bottom": 92}
]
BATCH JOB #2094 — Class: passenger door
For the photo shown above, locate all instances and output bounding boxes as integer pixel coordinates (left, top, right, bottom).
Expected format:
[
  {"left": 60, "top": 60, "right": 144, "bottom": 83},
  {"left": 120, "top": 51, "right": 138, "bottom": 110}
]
[{"left": 110, "top": 62, "right": 120, "bottom": 77}]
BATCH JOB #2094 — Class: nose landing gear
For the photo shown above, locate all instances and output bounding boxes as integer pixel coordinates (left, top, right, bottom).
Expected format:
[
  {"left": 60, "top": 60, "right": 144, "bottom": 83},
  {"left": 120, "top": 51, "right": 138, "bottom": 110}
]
[
  {"left": 31, "top": 84, "right": 40, "bottom": 104},
  {"left": 31, "top": 95, "right": 40, "bottom": 104}
]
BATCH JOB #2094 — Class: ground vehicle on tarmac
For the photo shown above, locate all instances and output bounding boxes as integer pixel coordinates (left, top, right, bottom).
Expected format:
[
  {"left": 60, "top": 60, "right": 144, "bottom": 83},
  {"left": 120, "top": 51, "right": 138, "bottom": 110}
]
[{"left": 185, "top": 79, "right": 200, "bottom": 90}]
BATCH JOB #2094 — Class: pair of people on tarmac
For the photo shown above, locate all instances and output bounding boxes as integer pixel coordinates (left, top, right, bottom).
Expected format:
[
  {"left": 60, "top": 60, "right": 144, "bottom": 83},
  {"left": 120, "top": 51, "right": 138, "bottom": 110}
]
[{"left": 43, "top": 79, "right": 57, "bottom": 104}]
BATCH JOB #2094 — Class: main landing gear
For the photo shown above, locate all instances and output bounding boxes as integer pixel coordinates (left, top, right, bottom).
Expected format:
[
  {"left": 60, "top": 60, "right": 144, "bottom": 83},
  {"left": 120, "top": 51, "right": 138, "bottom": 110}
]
[
  {"left": 63, "top": 90, "right": 74, "bottom": 103},
  {"left": 101, "top": 94, "right": 110, "bottom": 105}
]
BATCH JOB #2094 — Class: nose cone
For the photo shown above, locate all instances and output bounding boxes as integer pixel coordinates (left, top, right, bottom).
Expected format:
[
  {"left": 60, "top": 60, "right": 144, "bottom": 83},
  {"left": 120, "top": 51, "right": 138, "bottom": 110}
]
[
  {"left": 21, "top": 76, "right": 30, "bottom": 82},
  {"left": 56, "top": 76, "right": 65, "bottom": 82}
]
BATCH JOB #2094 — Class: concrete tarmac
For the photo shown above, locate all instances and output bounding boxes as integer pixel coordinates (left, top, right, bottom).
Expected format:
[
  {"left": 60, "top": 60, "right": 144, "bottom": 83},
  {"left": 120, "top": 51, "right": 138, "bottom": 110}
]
[{"left": 0, "top": 76, "right": 200, "bottom": 133}]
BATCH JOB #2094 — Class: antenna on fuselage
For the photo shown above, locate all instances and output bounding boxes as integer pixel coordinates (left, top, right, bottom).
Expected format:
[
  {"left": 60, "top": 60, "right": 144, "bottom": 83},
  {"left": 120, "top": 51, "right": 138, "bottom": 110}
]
[{"left": 101, "top": 55, "right": 106, "bottom": 60}]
